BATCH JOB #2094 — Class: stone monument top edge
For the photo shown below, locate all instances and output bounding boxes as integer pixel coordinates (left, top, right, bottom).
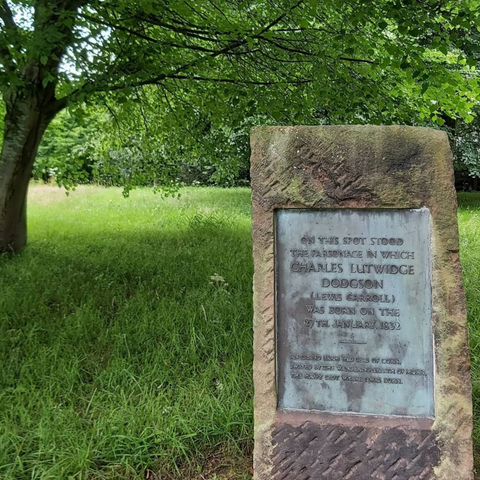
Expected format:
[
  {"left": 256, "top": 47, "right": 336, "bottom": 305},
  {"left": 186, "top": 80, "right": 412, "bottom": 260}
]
[{"left": 251, "top": 124, "right": 448, "bottom": 134}]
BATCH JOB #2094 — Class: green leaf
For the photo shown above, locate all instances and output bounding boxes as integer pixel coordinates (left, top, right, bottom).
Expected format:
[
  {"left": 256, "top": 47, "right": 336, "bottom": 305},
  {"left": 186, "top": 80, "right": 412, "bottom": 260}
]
[{"left": 299, "top": 18, "right": 309, "bottom": 29}]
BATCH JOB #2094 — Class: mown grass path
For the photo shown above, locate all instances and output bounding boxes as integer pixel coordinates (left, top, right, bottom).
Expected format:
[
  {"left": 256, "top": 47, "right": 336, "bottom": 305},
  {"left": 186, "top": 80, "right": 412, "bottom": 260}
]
[{"left": 0, "top": 186, "right": 479, "bottom": 479}]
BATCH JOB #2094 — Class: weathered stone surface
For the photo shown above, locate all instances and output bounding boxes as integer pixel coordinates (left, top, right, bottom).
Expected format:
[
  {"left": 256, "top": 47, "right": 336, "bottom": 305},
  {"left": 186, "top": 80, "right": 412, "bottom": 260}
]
[{"left": 251, "top": 126, "right": 473, "bottom": 480}]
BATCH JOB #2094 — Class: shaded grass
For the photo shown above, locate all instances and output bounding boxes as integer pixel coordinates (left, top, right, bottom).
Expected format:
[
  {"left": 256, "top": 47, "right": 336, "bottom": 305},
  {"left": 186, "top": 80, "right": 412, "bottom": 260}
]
[
  {"left": 0, "top": 186, "right": 253, "bottom": 479},
  {"left": 1, "top": 186, "right": 480, "bottom": 479}
]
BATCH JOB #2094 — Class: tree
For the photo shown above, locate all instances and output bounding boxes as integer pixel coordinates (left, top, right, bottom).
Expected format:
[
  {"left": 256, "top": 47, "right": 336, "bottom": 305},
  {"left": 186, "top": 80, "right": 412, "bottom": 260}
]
[
  {"left": 0, "top": 0, "right": 478, "bottom": 252},
  {"left": 33, "top": 108, "right": 101, "bottom": 184}
]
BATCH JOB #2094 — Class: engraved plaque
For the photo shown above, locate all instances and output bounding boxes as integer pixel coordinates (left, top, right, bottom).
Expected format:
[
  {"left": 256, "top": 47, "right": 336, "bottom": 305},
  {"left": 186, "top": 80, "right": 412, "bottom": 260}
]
[{"left": 276, "top": 208, "right": 434, "bottom": 417}]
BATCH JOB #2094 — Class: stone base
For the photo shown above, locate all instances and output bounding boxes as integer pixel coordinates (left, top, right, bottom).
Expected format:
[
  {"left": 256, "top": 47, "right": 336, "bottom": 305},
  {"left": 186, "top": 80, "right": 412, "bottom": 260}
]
[{"left": 272, "top": 413, "right": 438, "bottom": 480}]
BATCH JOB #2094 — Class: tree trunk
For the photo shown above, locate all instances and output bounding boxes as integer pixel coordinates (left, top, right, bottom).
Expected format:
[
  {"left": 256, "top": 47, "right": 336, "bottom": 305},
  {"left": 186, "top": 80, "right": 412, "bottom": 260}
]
[{"left": 0, "top": 95, "right": 54, "bottom": 253}]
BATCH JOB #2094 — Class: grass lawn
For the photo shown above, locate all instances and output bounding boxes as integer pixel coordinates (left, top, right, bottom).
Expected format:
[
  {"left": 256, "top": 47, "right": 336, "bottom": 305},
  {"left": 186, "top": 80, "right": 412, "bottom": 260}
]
[
  {"left": 458, "top": 192, "right": 480, "bottom": 475},
  {"left": 0, "top": 185, "right": 479, "bottom": 479},
  {"left": 0, "top": 185, "right": 254, "bottom": 480}
]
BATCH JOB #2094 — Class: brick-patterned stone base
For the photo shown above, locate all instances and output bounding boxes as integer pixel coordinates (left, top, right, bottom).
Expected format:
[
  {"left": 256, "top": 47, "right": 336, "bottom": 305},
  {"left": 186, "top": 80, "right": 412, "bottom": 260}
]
[{"left": 272, "top": 422, "right": 440, "bottom": 480}]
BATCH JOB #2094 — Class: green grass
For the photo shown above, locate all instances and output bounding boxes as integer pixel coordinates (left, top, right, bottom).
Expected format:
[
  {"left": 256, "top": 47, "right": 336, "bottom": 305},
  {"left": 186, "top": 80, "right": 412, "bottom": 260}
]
[
  {"left": 0, "top": 186, "right": 254, "bottom": 479},
  {"left": 458, "top": 192, "right": 480, "bottom": 473},
  {"left": 1, "top": 186, "right": 480, "bottom": 479}
]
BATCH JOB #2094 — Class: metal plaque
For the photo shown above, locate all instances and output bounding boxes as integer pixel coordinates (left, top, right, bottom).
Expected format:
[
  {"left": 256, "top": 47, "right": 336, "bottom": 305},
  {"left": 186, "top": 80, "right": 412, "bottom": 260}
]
[{"left": 276, "top": 209, "right": 434, "bottom": 417}]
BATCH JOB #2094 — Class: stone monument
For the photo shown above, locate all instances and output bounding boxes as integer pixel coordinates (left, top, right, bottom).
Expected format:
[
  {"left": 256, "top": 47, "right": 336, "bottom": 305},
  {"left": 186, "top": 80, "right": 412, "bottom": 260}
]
[{"left": 250, "top": 126, "right": 473, "bottom": 480}]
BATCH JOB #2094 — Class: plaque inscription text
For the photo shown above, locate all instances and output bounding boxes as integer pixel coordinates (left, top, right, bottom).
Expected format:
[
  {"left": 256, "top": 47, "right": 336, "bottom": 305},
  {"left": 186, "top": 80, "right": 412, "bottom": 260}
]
[{"left": 276, "top": 209, "right": 434, "bottom": 417}]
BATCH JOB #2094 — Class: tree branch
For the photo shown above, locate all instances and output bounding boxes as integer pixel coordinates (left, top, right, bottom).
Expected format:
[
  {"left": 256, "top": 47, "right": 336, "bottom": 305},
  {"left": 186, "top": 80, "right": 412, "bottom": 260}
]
[
  {"left": 255, "top": 0, "right": 304, "bottom": 36},
  {"left": 0, "top": 0, "right": 16, "bottom": 30},
  {"left": 63, "top": 0, "right": 91, "bottom": 11},
  {"left": 134, "top": 13, "right": 234, "bottom": 39},
  {"left": 94, "top": 74, "right": 311, "bottom": 92},
  {"left": 0, "top": 1, "right": 17, "bottom": 73},
  {"left": 79, "top": 12, "right": 160, "bottom": 42},
  {"left": 259, "top": 36, "right": 315, "bottom": 56},
  {"left": 337, "top": 56, "right": 377, "bottom": 65},
  {"left": 79, "top": 13, "right": 239, "bottom": 54},
  {"left": 169, "top": 74, "right": 311, "bottom": 85},
  {"left": 44, "top": 95, "right": 70, "bottom": 117},
  {"left": 60, "top": 0, "right": 309, "bottom": 103}
]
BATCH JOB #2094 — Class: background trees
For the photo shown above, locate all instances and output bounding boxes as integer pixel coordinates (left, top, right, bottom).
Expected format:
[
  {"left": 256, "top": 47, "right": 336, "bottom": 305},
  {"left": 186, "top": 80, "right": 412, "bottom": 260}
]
[{"left": 1, "top": 0, "right": 479, "bottom": 252}]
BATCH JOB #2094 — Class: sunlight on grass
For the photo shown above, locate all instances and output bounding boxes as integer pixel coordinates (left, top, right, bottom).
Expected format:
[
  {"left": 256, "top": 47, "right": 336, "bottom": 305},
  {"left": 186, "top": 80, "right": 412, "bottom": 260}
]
[{"left": 0, "top": 186, "right": 479, "bottom": 479}]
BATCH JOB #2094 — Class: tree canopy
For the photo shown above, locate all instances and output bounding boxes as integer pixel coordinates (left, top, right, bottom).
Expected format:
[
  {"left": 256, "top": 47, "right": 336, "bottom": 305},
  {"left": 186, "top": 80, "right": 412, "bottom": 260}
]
[
  {"left": 1, "top": 0, "right": 478, "bottom": 115},
  {"left": 0, "top": 0, "right": 479, "bottom": 251}
]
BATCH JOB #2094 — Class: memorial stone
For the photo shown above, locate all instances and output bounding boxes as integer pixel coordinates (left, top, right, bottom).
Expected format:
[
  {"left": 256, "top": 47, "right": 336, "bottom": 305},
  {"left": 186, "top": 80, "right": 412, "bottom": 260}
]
[{"left": 251, "top": 126, "right": 473, "bottom": 480}]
